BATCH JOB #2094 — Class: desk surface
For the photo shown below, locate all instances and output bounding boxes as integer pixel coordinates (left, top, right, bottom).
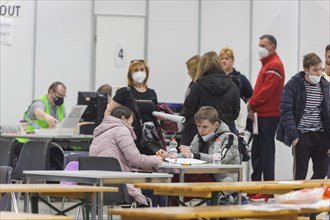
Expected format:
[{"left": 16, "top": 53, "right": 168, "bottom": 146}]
[
  {"left": 158, "top": 162, "right": 242, "bottom": 174},
  {"left": 134, "top": 179, "right": 330, "bottom": 197},
  {"left": 0, "top": 211, "right": 73, "bottom": 220},
  {"left": 1, "top": 132, "right": 93, "bottom": 139},
  {"left": 109, "top": 204, "right": 330, "bottom": 220},
  {"left": 0, "top": 183, "right": 118, "bottom": 193},
  {"left": 24, "top": 170, "right": 173, "bottom": 184}
]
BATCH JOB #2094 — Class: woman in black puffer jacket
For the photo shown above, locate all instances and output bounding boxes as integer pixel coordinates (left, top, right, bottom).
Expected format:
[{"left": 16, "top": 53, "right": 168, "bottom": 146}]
[{"left": 180, "top": 51, "right": 241, "bottom": 145}]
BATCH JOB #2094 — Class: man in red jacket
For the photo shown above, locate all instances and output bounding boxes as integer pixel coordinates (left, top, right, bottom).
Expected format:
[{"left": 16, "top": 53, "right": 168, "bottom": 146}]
[{"left": 247, "top": 34, "right": 285, "bottom": 201}]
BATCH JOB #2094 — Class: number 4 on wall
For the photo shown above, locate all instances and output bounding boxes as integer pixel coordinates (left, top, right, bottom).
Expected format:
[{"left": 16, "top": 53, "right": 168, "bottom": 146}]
[{"left": 114, "top": 40, "right": 127, "bottom": 67}]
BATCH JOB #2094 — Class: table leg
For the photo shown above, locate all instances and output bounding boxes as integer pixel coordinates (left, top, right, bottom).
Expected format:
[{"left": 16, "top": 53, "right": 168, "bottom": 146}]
[
  {"left": 237, "top": 167, "right": 243, "bottom": 204},
  {"left": 179, "top": 170, "right": 184, "bottom": 204},
  {"left": 24, "top": 192, "right": 29, "bottom": 212},
  {"left": 98, "top": 181, "right": 104, "bottom": 220},
  {"left": 30, "top": 194, "right": 39, "bottom": 213},
  {"left": 91, "top": 193, "right": 96, "bottom": 220},
  {"left": 211, "top": 191, "right": 219, "bottom": 205},
  {"left": 84, "top": 193, "right": 90, "bottom": 220}
]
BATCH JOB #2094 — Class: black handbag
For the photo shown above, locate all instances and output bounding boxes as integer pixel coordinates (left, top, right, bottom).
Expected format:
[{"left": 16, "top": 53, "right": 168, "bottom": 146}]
[{"left": 127, "top": 87, "right": 163, "bottom": 154}]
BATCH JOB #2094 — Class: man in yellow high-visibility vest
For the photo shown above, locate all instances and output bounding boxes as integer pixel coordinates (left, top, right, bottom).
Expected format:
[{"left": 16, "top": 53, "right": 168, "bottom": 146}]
[
  {"left": 24, "top": 81, "right": 66, "bottom": 131},
  {"left": 13, "top": 82, "right": 67, "bottom": 168}
]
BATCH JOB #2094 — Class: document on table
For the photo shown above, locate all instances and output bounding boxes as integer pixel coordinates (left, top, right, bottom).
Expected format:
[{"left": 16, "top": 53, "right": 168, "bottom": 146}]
[{"left": 165, "top": 158, "right": 207, "bottom": 165}]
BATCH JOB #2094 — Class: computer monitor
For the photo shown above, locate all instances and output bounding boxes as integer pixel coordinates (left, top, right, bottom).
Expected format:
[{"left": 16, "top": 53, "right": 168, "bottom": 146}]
[{"left": 77, "top": 91, "right": 108, "bottom": 124}]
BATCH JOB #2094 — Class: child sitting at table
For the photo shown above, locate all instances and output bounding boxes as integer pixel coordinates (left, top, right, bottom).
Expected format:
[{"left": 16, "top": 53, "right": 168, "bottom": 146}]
[
  {"left": 180, "top": 105, "right": 240, "bottom": 180},
  {"left": 89, "top": 106, "right": 167, "bottom": 207},
  {"left": 173, "top": 106, "right": 241, "bottom": 204}
]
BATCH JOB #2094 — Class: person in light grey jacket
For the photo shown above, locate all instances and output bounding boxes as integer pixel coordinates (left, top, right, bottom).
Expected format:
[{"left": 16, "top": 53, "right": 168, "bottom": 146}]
[
  {"left": 180, "top": 106, "right": 241, "bottom": 183},
  {"left": 89, "top": 106, "right": 166, "bottom": 206}
]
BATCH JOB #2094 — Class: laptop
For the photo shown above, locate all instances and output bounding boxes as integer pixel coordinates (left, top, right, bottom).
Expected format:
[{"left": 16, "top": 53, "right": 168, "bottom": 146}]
[
  {"left": 58, "top": 105, "right": 87, "bottom": 128},
  {"left": 37, "top": 105, "right": 87, "bottom": 136}
]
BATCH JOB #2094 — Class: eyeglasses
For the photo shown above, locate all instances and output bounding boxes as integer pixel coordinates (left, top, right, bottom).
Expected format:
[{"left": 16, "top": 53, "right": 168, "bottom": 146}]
[
  {"left": 130, "top": 59, "right": 145, "bottom": 63},
  {"left": 53, "top": 90, "right": 66, "bottom": 98}
]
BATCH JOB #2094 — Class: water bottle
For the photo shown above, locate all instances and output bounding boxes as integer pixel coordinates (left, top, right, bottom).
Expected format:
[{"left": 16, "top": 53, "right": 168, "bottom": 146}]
[
  {"left": 168, "top": 138, "right": 178, "bottom": 164},
  {"left": 213, "top": 137, "right": 221, "bottom": 165}
]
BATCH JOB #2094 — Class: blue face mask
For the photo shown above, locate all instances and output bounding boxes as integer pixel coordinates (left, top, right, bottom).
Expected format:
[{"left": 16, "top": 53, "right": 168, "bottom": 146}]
[{"left": 201, "top": 131, "right": 216, "bottom": 142}]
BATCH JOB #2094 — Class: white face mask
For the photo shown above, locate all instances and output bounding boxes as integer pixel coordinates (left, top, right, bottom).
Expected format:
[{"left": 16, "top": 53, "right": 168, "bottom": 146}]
[
  {"left": 258, "top": 47, "right": 269, "bottom": 59},
  {"left": 132, "top": 71, "right": 146, "bottom": 84},
  {"left": 201, "top": 131, "right": 216, "bottom": 142},
  {"left": 308, "top": 73, "right": 321, "bottom": 84}
]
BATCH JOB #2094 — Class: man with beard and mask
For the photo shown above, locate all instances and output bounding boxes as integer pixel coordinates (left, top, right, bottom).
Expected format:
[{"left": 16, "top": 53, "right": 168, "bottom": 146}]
[
  {"left": 178, "top": 106, "right": 241, "bottom": 205},
  {"left": 13, "top": 81, "right": 67, "bottom": 170},
  {"left": 277, "top": 53, "right": 330, "bottom": 180},
  {"left": 24, "top": 81, "right": 66, "bottom": 131},
  {"left": 247, "top": 34, "right": 285, "bottom": 202}
]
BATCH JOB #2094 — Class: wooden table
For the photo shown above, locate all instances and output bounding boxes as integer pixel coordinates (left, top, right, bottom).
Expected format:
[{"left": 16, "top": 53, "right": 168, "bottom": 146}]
[
  {"left": 24, "top": 170, "right": 172, "bottom": 220},
  {"left": 134, "top": 179, "right": 330, "bottom": 205},
  {"left": 158, "top": 162, "right": 243, "bottom": 203},
  {"left": 109, "top": 205, "right": 330, "bottom": 220},
  {"left": 0, "top": 184, "right": 118, "bottom": 220},
  {"left": 0, "top": 211, "right": 73, "bottom": 220},
  {"left": 158, "top": 162, "right": 243, "bottom": 182}
]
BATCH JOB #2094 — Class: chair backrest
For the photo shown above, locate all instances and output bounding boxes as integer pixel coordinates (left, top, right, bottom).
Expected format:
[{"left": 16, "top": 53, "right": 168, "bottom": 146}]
[
  {"left": 63, "top": 151, "right": 89, "bottom": 168},
  {"left": 12, "top": 139, "right": 52, "bottom": 180},
  {"left": 0, "top": 166, "right": 12, "bottom": 211},
  {"left": 0, "top": 138, "right": 15, "bottom": 167},
  {"left": 78, "top": 156, "right": 133, "bottom": 205}
]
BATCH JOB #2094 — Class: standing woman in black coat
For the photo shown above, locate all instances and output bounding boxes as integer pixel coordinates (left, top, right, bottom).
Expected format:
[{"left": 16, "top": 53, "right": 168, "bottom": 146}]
[{"left": 180, "top": 51, "right": 241, "bottom": 145}]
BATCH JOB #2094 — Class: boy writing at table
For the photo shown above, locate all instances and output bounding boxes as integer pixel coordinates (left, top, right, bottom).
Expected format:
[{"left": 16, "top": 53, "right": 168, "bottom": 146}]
[{"left": 158, "top": 106, "right": 241, "bottom": 204}]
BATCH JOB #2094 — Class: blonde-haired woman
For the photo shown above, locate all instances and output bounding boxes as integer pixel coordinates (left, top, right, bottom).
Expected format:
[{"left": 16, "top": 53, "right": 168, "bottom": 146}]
[
  {"left": 219, "top": 47, "right": 253, "bottom": 102},
  {"left": 185, "top": 55, "right": 201, "bottom": 98},
  {"left": 180, "top": 51, "right": 240, "bottom": 145},
  {"left": 105, "top": 60, "right": 160, "bottom": 155}
]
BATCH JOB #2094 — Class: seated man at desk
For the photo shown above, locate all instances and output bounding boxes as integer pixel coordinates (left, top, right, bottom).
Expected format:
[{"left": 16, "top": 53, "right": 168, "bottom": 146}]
[
  {"left": 24, "top": 81, "right": 66, "bottom": 131},
  {"left": 13, "top": 82, "right": 67, "bottom": 169},
  {"left": 178, "top": 106, "right": 241, "bottom": 204}
]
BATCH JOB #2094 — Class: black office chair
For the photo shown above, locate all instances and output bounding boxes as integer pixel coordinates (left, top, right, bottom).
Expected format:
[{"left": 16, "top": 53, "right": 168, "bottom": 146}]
[
  {"left": 12, "top": 139, "right": 64, "bottom": 181},
  {"left": 0, "top": 137, "right": 15, "bottom": 167},
  {"left": 0, "top": 165, "right": 18, "bottom": 212},
  {"left": 78, "top": 156, "right": 139, "bottom": 219}
]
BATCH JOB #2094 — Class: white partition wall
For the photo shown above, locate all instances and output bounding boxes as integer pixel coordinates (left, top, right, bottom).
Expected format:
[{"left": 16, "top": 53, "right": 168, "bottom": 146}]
[
  {"left": 34, "top": 0, "right": 93, "bottom": 112},
  {"left": 94, "top": 16, "right": 145, "bottom": 88},
  {"left": 148, "top": 0, "right": 200, "bottom": 102},
  {"left": 94, "top": 0, "right": 146, "bottom": 90},
  {"left": 299, "top": 0, "right": 330, "bottom": 67},
  {"left": 0, "top": 0, "right": 36, "bottom": 124},
  {"left": 200, "top": 0, "right": 252, "bottom": 80}
]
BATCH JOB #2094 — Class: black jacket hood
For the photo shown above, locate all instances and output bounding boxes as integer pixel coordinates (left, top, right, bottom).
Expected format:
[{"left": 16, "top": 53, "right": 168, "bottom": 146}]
[{"left": 197, "top": 70, "right": 234, "bottom": 95}]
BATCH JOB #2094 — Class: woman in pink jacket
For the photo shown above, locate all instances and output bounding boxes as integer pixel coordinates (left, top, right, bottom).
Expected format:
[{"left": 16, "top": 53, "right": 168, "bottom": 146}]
[{"left": 89, "top": 106, "right": 166, "bottom": 206}]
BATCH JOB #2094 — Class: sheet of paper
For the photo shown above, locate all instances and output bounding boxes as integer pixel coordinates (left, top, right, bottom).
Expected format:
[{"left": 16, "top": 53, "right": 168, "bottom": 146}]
[
  {"left": 253, "top": 113, "right": 258, "bottom": 135},
  {"left": 165, "top": 158, "right": 207, "bottom": 165}
]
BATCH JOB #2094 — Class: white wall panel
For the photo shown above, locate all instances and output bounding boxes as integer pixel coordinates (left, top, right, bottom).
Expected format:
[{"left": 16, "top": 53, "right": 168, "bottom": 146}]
[
  {"left": 148, "top": 0, "right": 199, "bottom": 103},
  {"left": 95, "top": 0, "right": 146, "bottom": 16},
  {"left": 201, "top": 0, "right": 251, "bottom": 80},
  {"left": 34, "top": 0, "right": 93, "bottom": 112},
  {"left": 0, "top": 0, "right": 35, "bottom": 124},
  {"left": 299, "top": 0, "right": 330, "bottom": 67},
  {"left": 95, "top": 16, "right": 145, "bottom": 89}
]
